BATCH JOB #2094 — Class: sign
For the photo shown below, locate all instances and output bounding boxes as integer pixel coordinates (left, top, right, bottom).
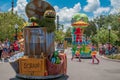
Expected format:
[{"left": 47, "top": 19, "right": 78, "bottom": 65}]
[{"left": 19, "top": 58, "right": 46, "bottom": 76}]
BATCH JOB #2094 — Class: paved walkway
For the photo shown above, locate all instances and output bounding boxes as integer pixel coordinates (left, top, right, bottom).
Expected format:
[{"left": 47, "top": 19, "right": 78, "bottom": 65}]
[{"left": 0, "top": 48, "right": 120, "bottom": 80}]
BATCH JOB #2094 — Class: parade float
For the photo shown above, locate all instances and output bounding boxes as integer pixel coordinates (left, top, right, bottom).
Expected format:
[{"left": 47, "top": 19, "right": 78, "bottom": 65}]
[
  {"left": 71, "top": 13, "right": 92, "bottom": 58},
  {"left": 10, "top": 0, "right": 67, "bottom": 79}
]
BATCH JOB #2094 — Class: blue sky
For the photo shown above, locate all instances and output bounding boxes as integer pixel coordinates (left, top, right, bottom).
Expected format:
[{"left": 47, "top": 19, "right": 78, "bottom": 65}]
[{"left": 0, "top": 0, "right": 120, "bottom": 30}]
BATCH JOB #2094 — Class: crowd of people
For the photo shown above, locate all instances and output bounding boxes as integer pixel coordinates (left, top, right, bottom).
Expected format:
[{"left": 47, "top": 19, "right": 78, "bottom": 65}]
[
  {"left": 99, "top": 43, "right": 118, "bottom": 55},
  {"left": 0, "top": 38, "right": 20, "bottom": 60}
]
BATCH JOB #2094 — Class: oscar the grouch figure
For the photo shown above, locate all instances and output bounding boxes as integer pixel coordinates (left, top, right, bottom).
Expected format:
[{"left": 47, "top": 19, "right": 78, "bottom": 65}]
[
  {"left": 43, "top": 10, "right": 56, "bottom": 33},
  {"left": 29, "top": 10, "right": 56, "bottom": 33}
]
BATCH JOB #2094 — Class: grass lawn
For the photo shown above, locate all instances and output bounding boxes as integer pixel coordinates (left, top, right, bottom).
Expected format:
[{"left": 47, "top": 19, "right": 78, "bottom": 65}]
[{"left": 106, "top": 54, "right": 120, "bottom": 60}]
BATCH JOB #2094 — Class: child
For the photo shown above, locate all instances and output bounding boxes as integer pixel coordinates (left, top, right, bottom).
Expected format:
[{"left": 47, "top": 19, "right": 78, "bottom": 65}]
[{"left": 91, "top": 49, "right": 99, "bottom": 64}]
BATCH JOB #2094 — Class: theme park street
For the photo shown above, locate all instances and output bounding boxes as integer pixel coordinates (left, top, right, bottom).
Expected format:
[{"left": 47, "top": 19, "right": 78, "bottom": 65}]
[{"left": 0, "top": 48, "right": 120, "bottom": 80}]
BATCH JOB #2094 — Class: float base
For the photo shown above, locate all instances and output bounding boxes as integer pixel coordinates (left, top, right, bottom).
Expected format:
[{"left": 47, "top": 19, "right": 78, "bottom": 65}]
[{"left": 16, "top": 73, "right": 64, "bottom": 79}]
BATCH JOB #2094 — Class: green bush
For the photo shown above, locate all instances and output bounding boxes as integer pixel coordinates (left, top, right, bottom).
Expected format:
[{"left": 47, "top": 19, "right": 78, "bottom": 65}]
[{"left": 107, "top": 54, "right": 120, "bottom": 60}]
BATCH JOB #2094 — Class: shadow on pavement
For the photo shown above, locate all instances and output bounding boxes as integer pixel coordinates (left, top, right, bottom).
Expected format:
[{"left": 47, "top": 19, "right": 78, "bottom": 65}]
[{"left": 10, "top": 75, "right": 69, "bottom": 80}]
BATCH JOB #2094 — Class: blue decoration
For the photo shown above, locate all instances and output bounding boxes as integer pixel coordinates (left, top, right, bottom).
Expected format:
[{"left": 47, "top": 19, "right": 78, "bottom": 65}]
[{"left": 51, "top": 57, "right": 56, "bottom": 63}]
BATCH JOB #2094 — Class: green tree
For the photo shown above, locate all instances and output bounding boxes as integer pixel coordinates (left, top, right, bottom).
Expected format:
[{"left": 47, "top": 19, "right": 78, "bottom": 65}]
[
  {"left": 0, "top": 12, "right": 25, "bottom": 41},
  {"left": 65, "top": 27, "right": 72, "bottom": 37},
  {"left": 84, "top": 21, "right": 97, "bottom": 37},
  {"left": 91, "top": 28, "right": 119, "bottom": 45},
  {"left": 86, "top": 14, "right": 120, "bottom": 45},
  {"left": 55, "top": 30, "right": 65, "bottom": 43}
]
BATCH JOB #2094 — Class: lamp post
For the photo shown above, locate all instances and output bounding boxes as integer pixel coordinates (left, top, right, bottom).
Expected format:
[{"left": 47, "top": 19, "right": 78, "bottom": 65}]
[
  {"left": 15, "top": 24, "right": 18, "bottom": 40},
  {"left": 95, "top": 23, "right": 99, "bottom": 48},
  {"left": 108, "top": 25, "right": 111, "bottom": 55},
  {"left": 11, "top": 0, "right": 14, "bottom": 14},
  {"left": 57, "top": 15, "right": 59, "bottom": 30}
]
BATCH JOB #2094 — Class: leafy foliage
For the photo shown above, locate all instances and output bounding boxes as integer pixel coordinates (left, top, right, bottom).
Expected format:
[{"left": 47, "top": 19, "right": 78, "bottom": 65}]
[
  {"left": 55, "top": 30, "right": 65, "bottom": 42},
  {"left": 91, "top": 28, "right": 119, "bottom": 45},
  {"left": 65, "top": 27, "right": 72, "bottom": 38},
  {"left": 29, "top": 10, "right": 56, "bottom": 33},
  {"left": 84, "top": 13, "right": 120, "bottom": 45},
  {"left": 0, "top": 12, "right": 25, "bottom": 41}
]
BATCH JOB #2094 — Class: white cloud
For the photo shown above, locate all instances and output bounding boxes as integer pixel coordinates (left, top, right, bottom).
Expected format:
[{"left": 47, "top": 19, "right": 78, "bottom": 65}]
[
  {"left": 55, "top": 3, "right": 81, "bottom": 23},
  {"left": 110, "top": 0, "right": 120, "bottom": 9},
  {"left": 93, "top": 7, "right": 110, "bottom": 17},
  {"left": 83, "top": 0, "right": 100, "bottom": 12},
  {"left": 14, "top": 0, "right": 28, "bottom": 20},
  {"left": 54, "top": 6, "right": 59, "bottom": 12},
  {"left": 110, "top": 8, "right": 120, "bottom": 14},
  {"left": 110, "top": 0, "right": 120, "bottom": 14},
  {"left": 15, "top": 0, "right": 27, "bottom": 11},
  {"left": 83, "top": 0, "right": 110, "bottom": 18},
  {"left": 54, "top": 3, "right": 81, "bottom": 31},
  {"left": 63, "top": 23, "right": 72, "bottom": 32},
  {"left": 8, "top": 0, "right": 28, "bottom": 20}
]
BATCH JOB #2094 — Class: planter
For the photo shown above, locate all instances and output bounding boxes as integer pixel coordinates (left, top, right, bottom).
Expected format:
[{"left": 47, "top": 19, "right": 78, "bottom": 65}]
[{"left": 47, "top": 58, "right": 63, "bottom": 75}]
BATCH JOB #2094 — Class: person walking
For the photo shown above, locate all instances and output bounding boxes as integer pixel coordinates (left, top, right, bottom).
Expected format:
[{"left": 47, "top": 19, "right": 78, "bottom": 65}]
[
  {"left": 91, "top": 49, "right": 99, "bottom": 64},
  {"left": 0, "top": 41, "right": 3, "bottom": 60}
]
